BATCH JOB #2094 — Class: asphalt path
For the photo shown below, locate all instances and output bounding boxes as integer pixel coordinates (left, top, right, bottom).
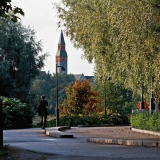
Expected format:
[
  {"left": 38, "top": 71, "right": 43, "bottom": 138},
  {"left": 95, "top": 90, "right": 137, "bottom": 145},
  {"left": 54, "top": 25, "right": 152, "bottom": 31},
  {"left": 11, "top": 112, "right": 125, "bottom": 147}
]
[{"left": 3, "top": 128, "right": 160, "bottom": 160}]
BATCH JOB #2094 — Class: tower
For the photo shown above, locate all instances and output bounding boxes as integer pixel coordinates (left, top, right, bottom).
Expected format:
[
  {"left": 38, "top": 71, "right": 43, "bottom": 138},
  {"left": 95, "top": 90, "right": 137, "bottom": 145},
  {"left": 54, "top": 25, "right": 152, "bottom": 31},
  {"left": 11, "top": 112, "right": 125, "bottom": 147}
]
[{"left": 56, "top": 30, "right": 68, "bottom": 73}]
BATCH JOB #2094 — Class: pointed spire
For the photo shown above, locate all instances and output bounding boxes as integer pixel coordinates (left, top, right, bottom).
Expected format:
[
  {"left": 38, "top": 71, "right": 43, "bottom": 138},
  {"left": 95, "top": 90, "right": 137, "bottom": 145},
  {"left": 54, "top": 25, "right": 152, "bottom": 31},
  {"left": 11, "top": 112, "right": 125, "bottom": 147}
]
[{"left": 58, "top": 30, "right": 65, "bottom": 45}]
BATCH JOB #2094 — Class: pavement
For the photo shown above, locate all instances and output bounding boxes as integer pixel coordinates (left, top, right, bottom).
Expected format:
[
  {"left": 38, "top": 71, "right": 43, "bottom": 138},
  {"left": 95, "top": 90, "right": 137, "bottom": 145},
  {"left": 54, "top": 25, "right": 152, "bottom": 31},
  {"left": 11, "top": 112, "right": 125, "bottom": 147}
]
[{"left": 45, "top": 126, "right": 160, "bottom": 148}]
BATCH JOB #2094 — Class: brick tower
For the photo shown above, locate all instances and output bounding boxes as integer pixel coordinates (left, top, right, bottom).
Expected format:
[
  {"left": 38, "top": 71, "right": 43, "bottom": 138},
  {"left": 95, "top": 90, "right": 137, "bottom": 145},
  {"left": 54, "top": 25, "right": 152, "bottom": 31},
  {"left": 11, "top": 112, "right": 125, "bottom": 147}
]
[{"left": 56, "top": 30, "right": 68, "bottom": 73}]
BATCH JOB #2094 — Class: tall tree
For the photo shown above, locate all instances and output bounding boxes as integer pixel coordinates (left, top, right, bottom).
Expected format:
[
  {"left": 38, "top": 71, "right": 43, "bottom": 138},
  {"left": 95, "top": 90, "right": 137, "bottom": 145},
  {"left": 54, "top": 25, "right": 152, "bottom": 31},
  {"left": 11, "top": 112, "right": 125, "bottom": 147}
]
[
  {"left": 30, "top": 71, "right": 75, "bottom": 114},
  {"left": 0, "top": 0, "right": 24, "bottom": 21},
  {"left": 0, "top": 18, "right": 48, "bottom": 102},
  {"left": 56, "top": 0, "right": 160, "bottom": 98},
  {"left": 93, "top": 79, "right": 133, "bottom": 114}
]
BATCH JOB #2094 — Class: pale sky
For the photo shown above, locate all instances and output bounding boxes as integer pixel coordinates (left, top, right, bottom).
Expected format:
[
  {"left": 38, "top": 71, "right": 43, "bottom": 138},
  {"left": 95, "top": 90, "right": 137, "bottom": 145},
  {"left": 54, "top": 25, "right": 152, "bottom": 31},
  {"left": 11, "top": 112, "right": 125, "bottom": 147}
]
[{"left": 12, "top": 0, "right": 94, "bottom": 76}]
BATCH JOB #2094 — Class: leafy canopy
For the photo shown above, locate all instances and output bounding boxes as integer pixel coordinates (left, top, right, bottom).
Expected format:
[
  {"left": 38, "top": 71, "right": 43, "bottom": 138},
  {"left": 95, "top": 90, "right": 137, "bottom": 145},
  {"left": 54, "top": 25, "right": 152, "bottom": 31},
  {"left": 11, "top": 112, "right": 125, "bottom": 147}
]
[
  {"left": 0, "top": 18, "right": 48, "bottom": 102},
  {"left": 30, "top": 71, "right": 75, "bottom": 114},
  {"left": 56, "top": 0, "right": 160, "bottom": 98},
  {"left": 0, "top": 0, "right": 24, "bottom": 22},
  {"left": 59, "top": 79, "right": 101, "bottom": 116}
]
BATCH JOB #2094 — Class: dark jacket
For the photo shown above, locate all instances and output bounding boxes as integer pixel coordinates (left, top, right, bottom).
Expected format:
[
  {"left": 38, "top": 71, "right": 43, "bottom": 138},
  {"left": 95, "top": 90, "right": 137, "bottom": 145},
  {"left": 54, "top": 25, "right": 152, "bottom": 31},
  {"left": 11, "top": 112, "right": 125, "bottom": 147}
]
[{"left": 37, "top": 99, "right": 48, "bottom": 116}]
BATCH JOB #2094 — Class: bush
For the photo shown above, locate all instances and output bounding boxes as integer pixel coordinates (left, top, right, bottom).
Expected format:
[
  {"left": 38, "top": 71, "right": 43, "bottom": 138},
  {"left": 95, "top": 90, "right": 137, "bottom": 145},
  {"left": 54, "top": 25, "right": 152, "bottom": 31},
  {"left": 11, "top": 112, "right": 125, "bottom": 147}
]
[
  {"left": 1, "top": 96, "right": 33, "bottom": 129},
  {"left": 46, "top": 113, "right": 129, "bottom": 127},
  {"left": 130, "top": 111, "right": 160, "bottom": 131}
]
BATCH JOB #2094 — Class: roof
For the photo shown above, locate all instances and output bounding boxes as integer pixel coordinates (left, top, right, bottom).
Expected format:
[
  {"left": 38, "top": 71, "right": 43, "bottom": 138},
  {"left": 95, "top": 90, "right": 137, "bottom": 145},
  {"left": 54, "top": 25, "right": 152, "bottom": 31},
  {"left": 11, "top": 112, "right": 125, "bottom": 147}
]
[
  {"left": 58, "top": 30, "right": 65, "bottom": 45},
  {"left": 74, "top": 74, "right": 94, "bottom": 81}
]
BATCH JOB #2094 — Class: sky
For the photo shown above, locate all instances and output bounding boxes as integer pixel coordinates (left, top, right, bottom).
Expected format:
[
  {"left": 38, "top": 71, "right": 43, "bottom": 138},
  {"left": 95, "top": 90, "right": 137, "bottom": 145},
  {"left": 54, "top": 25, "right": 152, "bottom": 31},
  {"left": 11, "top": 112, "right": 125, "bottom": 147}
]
[{"left": 12, "top": 0, "right": 94, "bottom": 76}]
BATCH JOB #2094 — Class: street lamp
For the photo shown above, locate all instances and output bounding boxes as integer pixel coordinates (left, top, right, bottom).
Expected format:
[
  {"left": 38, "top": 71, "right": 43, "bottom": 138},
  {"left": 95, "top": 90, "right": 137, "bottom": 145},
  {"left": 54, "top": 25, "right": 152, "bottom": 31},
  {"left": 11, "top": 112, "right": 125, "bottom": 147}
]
[
  {"left": 56, "top": 63, "right": 65, "bottom": 127},
  {"left": 150, "top": 76, "right": 155, "bottom": 112},
  {"left": 104, "top": 83, "right": 106, "bottom": 116},
  {"left": 104, "top": 77, "right": 111, "bottom": 116},
  {"left": 140, "top": 85, "right": 144, "bottom": 109},
  {"left": 0, "top": 98, "right": 3, "bottom": 149}
]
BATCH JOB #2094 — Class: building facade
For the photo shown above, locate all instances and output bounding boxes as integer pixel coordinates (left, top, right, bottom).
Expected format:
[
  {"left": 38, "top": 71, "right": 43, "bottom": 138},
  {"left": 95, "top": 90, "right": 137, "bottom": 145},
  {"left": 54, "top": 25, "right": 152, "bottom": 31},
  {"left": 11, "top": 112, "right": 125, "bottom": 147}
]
[{"left": 56, "top": 30, "right": 68, "bottom": 73}]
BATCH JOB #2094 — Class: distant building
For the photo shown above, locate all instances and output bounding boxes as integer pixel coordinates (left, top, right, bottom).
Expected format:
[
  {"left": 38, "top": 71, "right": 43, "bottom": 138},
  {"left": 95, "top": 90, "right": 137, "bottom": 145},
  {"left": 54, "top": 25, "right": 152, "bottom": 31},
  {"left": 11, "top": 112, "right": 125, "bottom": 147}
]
[
  {"left": 74, "top": 74, "right": 94, "bottom": 82},
  {"left": 56, "top": 30, "right": 68, "bottom": 74},
  {"left": 55, "top": 31, "right": 94, "bottom": 81}
]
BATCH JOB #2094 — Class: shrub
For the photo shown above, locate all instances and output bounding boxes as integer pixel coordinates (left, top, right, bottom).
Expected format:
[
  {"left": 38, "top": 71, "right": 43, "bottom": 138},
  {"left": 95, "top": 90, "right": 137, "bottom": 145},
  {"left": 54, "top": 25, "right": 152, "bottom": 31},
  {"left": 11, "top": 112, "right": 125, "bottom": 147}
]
[
  {"left": 130, "top": 111, "right": 160, "bottom": 131},
  {"left": 46, "top": 113, "right": 129, "bottom": 127},
  {"left": 1, "top": 96, "right": 33, "bottom": 129}
]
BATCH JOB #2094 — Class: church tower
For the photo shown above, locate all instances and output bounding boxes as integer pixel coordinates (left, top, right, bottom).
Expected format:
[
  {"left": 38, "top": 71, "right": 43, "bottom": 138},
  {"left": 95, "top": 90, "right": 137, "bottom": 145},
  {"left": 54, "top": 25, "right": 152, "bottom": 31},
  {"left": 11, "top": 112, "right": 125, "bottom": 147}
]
[{"left": 56, "top": 30, "right": 68, "bottom": 73}]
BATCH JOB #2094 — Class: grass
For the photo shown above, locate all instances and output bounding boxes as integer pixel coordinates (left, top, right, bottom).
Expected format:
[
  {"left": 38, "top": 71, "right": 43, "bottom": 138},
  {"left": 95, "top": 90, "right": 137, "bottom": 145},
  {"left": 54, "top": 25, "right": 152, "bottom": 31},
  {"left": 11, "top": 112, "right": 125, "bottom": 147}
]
[{"left": 0, "top": 145, "right": 8, "bottom": 157}]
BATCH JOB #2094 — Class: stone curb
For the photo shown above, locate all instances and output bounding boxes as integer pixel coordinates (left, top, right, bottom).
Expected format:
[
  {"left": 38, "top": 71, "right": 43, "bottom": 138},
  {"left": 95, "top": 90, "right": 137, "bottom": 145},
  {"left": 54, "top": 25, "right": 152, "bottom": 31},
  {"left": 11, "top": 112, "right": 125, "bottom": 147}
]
[
  {"left": 132, "top": 128, "right": 160, "bottom": 137},
  {"left": 87, "top": 127, "right": 160, "bottom": 147},
  {"left": 87, "top": 138, "right": 160, "bottom": 147},
  {"left": 45, "top": 127, "right": 160, "bottom": 147},
  {"left": 45, "top": 127, "right": 73, "bottom": 138}
]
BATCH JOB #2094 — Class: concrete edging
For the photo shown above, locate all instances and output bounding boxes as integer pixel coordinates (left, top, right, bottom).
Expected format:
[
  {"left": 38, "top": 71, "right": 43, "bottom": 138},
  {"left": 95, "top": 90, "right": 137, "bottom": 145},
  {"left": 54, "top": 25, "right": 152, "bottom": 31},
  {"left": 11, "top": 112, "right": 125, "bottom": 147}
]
[
  {"left": 132, "top": 128, "right": 160, "bottom": 137},
  {"left": 87, "top": 128, "right": 160, "bottom": 147},
  {"left": 87, "top": 138, "right": 160, "bottom": 147},
  {"left": 45, "top": 126, "right": 73, "bottom": 138}
]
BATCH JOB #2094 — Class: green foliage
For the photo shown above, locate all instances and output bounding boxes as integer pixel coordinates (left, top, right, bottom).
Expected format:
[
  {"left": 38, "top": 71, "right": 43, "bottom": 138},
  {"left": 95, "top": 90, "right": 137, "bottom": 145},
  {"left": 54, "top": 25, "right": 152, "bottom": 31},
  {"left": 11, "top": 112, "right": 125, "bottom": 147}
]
[
  {"left": 49, "top": 73, "right": 75, "bottom": 110},
  {"left": 0, "top": 0, "right": 24, "bottom": 22},
  {"left": 0, "top": 18, "right": 48, "bottom": 103},
  {"left": 56, "top": 0, "right": 160, "bottom": 98},
  {"left": 122, "top": 94, "right": 141, "bottom": 114},
  {"left": 1, "top": 96, "right": 33, "bottom": 129},
  {"left": 130, "top": 111, "right": 160, "bottom": 131},
  {"left": 0, "top": 145, "right": 8, "bottom": 157},
  {"left": 46, "top": 119, "right": 56, "bottom": 128},
  {"left": 92, "top": 79, "right": 138, "bottom": 115},
  {"left": 60, "top": 113, "right": 128, "bottom": 126},
  {"left": 30, "top": 71, "right": 75, "bottom": 114},
  {"left": 47, "top": 113, "right": 129, "bottom": 127}
]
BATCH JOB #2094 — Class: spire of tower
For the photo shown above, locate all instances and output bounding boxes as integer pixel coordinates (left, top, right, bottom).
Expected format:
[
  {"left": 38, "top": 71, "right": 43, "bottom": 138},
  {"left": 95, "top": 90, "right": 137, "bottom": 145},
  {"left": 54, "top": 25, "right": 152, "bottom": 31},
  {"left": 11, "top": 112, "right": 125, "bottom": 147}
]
[
  {"left": 56, "top": 30, "right": 68, "bottom": 74},
  {"left": 58, "top": 30, "right": 65, "bottom": 45}
]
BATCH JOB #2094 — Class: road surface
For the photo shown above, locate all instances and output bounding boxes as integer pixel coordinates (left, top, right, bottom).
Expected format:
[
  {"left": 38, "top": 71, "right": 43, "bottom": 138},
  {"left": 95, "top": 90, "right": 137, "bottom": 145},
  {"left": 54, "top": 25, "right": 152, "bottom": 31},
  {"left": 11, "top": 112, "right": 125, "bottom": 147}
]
[{"left": 3, "top": 128, "right": 160, "bottom": 160}]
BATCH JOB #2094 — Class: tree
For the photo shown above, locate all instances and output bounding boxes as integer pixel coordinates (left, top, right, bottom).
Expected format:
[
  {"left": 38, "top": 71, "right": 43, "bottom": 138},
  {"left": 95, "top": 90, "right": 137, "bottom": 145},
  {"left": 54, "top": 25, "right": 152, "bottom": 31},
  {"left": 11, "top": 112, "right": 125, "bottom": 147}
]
[
  {"left": 56, "top": 0, "right": 160, "bottom": 99},
  {"left": 0, "top": 18, "right": 48, "bottom": 102},
  {"left": 0, "top": 0, "right": 24, "bottom": 22},
  {"left": 30, "top": 71, "right": 75, "bottom": 114},
  {"left": 60, "top": 79, "right": 101, "bottom": 116},
  {"left": 93, "top": 79, "right": 135, "bottom": 115},
  {"left": 29, "top": 71, "right": 54, "bottom": 112},
  {"left": 49, "top": 73, "right": 75, "bottom": 114}
]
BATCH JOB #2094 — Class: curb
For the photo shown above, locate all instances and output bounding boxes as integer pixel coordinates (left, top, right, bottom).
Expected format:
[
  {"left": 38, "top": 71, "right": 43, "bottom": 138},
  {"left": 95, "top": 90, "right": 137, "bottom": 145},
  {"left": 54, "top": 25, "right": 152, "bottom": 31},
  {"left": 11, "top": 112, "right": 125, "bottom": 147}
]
[
  {"left": 132, "top": 128, "right": 160, "bottom": 137},
  {"left": 87, "top": 138, "right": 160, "bottom": 147},
  {"left": 45, "top": 127, "right": 73, "bottom": 138},
  {"left": 87, "top": 128, "right": 160, "bottom": 147},
  {"left": 45, "top": 127, "right": 160, "bottom": 147}
]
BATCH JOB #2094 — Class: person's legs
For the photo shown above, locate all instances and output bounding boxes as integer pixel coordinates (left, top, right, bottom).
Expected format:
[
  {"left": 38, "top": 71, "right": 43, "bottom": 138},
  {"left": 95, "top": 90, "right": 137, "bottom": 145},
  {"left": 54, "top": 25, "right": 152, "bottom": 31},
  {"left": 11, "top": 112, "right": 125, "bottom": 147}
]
[
  {"left": 40, "top": 116, "right": 43, "bottom": 129},
  {"left": 43, "top": 115, "right": 47, "bottom": 129}
]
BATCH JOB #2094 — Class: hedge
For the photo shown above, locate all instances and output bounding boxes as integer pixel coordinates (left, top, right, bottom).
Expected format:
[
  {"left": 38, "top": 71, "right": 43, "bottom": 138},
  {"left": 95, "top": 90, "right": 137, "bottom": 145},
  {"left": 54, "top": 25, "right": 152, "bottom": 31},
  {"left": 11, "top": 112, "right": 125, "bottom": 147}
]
[
  {"left": 1, "top": 96, "right": 33, "bottom": 129},
  {"left": 130, "top": 110, "right": 160, "bottom": 131}
]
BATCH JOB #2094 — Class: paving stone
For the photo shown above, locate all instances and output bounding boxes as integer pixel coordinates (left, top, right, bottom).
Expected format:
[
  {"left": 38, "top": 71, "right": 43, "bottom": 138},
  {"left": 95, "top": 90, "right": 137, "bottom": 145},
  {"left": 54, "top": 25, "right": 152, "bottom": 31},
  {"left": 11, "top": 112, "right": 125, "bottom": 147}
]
[
  {"left": 104, "top": 139, "right": 118, "bottom": 144},
  {"left": 131, "top": 140, "right": 143, "bottom": 146},
  {"left": 117, "top": 139, "right": 126, "bottom": 145},
  {"left": 143, "top": 141, "right": 158, "bottom": 147}
]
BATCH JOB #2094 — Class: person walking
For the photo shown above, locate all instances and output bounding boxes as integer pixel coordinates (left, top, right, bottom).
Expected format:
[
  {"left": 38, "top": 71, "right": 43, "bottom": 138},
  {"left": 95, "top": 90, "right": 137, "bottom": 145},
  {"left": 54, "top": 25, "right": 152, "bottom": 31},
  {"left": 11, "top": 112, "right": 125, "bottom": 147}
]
[{"left": 37, "top": 95, "right": 48, "bottom": 129}]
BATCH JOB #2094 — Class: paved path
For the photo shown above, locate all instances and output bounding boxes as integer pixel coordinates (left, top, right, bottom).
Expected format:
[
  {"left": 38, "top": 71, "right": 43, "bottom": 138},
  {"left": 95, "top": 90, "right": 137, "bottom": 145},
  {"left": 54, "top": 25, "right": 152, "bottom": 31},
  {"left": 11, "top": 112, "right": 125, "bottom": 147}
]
[
  {"left": 3, "top": 126, "right": 160, "bottom": 159},
  {"left": 46, "top": 126, "right": 160, "bottom": 147}
]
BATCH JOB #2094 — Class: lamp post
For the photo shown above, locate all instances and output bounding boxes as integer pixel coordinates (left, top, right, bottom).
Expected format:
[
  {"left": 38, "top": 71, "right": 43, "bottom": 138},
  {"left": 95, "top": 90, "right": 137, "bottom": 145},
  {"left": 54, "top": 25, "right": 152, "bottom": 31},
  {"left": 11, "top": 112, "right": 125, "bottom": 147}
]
[
  {"left": 150, "top": 76, "right": 155, "bottom": 112},
  {"left": 104, "top": 77, "right": 111, "bottom": 116},
  {"left": 56, "top": 63, "right": 65, "bottom": 127},
  {"left": 140, "top": 85, "right": 144, "bottom": 109},
  {"left": 104, "top": 82, "right": 106, "bottom": 116},
  {"left": 0, "top": 98, "right": 3, "bottom": 149}
]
